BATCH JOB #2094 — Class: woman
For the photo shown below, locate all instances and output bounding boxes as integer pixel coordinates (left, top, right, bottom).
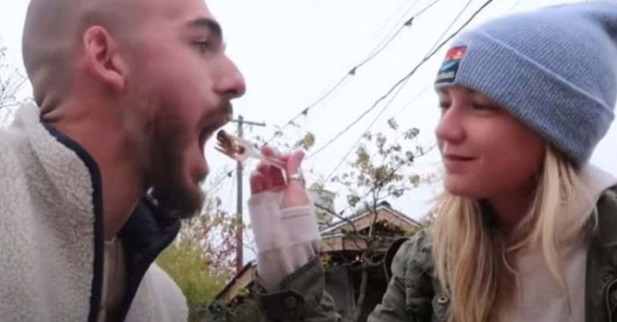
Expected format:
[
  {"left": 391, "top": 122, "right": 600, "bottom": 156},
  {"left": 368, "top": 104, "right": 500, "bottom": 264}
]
[{"left": 248, "top": 2, "right": 617, "bottom": 321}]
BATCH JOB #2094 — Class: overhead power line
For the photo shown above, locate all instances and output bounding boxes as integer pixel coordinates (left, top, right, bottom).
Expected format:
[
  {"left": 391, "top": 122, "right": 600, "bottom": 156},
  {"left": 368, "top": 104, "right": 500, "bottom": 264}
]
[
  {"left": 428, "top": 0, "right": 474, "bottom": 54},
  {"left": 265, "top": 0, "right": 445, "bottom": 145},
  {"left": 307, "top": 0, "right": 495, "bottom": 160},
  {"left": 355, "top": 0, "right": 442, "bottom": 71},
  {"left": 324, "top": 82, "right": 430, "bottom": 182},
  {"left": 367, "top": 0, "right": 423, "bottom": 58},
  {"left": 320, "top": 0, "right": 477, "bottom": 180}
]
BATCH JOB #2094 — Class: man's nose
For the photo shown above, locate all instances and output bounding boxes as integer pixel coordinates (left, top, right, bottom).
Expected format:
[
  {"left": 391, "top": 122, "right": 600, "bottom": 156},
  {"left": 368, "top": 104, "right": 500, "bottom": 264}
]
[{"left": 215, "top": 57, "right": 246, "bottom": 99}]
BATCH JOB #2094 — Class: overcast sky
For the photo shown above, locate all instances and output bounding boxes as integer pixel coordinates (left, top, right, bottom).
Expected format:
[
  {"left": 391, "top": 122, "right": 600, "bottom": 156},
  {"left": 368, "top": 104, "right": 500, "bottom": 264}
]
[{"left": 1, "top": 0, "right": 613, "bottom": 262}]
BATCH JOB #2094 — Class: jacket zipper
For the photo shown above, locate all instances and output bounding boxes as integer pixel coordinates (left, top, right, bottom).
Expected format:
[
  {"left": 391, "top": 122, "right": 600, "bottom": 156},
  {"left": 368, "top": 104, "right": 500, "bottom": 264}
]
[{"left": 605, "top": 278, "right": 617, "bottom": 321}]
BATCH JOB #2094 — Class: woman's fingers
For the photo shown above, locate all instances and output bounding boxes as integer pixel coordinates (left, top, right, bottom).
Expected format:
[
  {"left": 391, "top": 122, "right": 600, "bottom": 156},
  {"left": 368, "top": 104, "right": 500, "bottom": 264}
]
[
  {"left": 270, "top": 166, "right": 286, "bottom": 191},
  {"left": 253, "top": 145, "right": 307, "bottom": 195},
  {"left": 259, "top": 146, "right": 286, "bottom": 190},
  {"left": 261, "top": 145, "right": 277, "bottom": 157},
  {"left": 256, "top": 162, "right": 273, "bottom": 190},
  {"left": 250, "top": 171, "right": 265, "bottom": 194},
  {"left": 286, "top": 151, "right": 305, "bottom": 176}
]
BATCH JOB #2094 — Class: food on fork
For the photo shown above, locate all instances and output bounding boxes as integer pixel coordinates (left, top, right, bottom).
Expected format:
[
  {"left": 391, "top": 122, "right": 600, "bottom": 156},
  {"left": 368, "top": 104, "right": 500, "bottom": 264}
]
[
  {"left": 216, "top": 130, "right": 246, "bottom": 158},
  {"left": 215, "top": 130, "right": 285, "bottom": 169}
]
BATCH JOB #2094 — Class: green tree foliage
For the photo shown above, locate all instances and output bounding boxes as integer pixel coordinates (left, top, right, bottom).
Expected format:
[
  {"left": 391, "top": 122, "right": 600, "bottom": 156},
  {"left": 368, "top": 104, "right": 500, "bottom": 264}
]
[
  {"left": 158, "top": 192, "right": 241, "bottom": 320},
  {"left": 157, "top": 241, "right": 228, "bottom": 313}
]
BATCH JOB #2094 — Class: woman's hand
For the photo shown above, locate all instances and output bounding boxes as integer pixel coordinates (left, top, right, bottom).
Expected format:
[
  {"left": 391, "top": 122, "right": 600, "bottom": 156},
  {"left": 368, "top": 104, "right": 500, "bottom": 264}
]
[{"left": 250, "top": 146, "right": 309, "bottom": 209}]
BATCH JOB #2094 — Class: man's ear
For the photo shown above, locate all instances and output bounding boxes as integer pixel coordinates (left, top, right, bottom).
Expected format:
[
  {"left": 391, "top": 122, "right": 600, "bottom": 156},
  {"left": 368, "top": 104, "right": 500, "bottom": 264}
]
[{"left": 82, "top": 26, "right": 128, "bottom": 92}]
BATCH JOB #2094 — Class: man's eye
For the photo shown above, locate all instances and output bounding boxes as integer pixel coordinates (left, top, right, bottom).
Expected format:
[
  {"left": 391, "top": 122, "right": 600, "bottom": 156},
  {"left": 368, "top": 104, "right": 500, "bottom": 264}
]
[
  {"left": 194, "top": 41, "right": 211, "bottom": 54},
  {"left": 438, "top": 102, "right": 450, "bottom": 111}
]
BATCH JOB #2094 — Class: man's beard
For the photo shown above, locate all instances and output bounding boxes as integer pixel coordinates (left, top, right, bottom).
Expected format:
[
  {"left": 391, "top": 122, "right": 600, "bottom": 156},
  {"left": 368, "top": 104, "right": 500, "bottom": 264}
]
[{"left": 147, "top": 123, "right": 205, "bottom": 220}]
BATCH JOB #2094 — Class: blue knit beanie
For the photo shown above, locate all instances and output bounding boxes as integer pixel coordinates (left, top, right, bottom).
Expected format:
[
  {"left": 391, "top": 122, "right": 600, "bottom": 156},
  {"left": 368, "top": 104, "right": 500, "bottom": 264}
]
[{"left": 434, "top": 2, "right": 617, "bottom": 165}]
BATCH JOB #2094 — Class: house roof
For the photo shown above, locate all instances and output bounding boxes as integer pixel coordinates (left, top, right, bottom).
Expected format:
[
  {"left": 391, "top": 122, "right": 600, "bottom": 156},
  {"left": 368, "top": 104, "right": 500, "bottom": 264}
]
[
  {"left": 215, "top": 202, "right": 421, "bottom": 304},
  {"left": 320, "top": 201, "right": 421, "bottom": 236},
  {"left": 214, "top": 260, "right": 256, "bottom": 304}
]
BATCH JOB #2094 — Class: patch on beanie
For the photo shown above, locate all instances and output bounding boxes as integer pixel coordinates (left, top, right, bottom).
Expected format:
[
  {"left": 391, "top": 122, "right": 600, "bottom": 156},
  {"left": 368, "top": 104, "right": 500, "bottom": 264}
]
[{"left": 435, "top": 46, "right": 467, "bottom": 84}]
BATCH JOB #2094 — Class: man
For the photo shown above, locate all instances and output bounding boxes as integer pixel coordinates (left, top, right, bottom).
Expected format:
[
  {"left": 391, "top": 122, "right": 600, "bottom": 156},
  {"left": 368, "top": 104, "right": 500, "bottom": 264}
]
[{"left": 0, "top": 0, "right": 245, "bottom": 320}]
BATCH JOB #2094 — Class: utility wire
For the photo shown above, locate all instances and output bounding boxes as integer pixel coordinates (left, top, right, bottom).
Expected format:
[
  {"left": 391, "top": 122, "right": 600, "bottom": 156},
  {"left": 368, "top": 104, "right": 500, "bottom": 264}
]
[
  {"left": 324, "top": 82, "right": 430, "bottom": 183},
  {"left": 322, "top": 0, "right": 477, "bottom": 180},
  {"left": 265, "top": 0, "right": 445, "bottom": 145},
  {"left": 307, "top": 0, "right": 494, "bottom": 160},
  {"left": 427, "top": 0, "right": 474, "bottom": 54},
  {"left": 356, "top": 0, "right": 442, "bottom": 71},
  {"left": 324, "top": 74, "right": 411, "bottom": 182},
  {"left": 366, "top": 0, "right": 423, "bottom": 56},
  {"left": 208, "top": 164, "right": 234, "bottom": 192},
  {"left": 278, "top": 0, "right": 429, "bottom": 138}
]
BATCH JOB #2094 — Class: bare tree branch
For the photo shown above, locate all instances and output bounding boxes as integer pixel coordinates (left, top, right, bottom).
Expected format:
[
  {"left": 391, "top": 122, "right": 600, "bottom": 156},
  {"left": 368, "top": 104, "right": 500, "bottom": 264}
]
[
  {"left": 314, "top": 203, "right": 367, "bottom": 252},
  {"left": 0, "top": 43, "right": 26, "bottom": 121}
]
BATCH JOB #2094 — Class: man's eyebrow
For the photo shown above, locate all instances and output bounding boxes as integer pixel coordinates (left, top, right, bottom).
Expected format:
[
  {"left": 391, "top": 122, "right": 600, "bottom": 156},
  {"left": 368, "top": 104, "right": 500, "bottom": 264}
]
[{"left": 186, "top": 17, "right": 223, "bottom": 40}]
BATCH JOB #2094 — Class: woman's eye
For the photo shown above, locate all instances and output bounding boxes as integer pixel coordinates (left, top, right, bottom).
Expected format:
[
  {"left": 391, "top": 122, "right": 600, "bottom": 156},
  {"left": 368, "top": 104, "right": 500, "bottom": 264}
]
[{"left": 472, "top": 104, "right": 498, "bottom": 112}]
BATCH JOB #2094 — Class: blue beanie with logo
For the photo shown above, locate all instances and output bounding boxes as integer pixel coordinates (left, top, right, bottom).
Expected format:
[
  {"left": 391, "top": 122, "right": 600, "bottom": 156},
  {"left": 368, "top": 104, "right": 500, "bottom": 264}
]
[{"left": 434, "top": 2, "right": 617, "bottom": 165}]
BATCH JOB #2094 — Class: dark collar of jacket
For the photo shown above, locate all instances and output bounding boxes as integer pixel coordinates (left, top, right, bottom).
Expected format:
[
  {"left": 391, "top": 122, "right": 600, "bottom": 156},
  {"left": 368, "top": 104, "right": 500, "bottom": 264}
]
[
  {"left": 43, "top": 123, "right": 181, "bottom": 322},
  {"left": 586, "top": 186, "right": 617, "bottom": 322}
]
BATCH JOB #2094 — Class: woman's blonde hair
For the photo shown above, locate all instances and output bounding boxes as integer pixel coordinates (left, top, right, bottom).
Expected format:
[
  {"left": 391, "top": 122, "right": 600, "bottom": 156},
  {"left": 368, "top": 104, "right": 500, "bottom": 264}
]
[{"left": 432, "top": 147, "right": 593, "bottom": 322}]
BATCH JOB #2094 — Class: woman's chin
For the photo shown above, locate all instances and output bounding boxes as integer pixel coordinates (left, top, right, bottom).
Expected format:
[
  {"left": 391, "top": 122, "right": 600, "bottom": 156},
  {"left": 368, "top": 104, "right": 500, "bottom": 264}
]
[{"left": 444, "top": 176, "right": 485, "bottom": 199}]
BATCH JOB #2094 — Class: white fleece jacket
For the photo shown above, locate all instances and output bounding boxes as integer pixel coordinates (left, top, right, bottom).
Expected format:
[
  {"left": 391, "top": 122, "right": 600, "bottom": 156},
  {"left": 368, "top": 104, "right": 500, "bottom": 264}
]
[
  {"left": 0, "top": 103, "right": 187, "bottom": 321},
  {"left": 249, "top": 191, "right": 320, "bottom": 290}
]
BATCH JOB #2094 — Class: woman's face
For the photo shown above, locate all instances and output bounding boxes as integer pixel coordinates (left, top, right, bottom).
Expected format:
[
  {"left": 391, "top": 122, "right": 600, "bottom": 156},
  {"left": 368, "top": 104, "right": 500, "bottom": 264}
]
[{"left": 435, "top": 85, "right": 546, "bottom": 199}]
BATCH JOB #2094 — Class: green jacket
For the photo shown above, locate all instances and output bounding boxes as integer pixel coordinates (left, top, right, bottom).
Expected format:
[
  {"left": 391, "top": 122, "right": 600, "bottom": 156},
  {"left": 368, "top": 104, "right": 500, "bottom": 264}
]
[{"left": 254, "top": 187, "right": 617, "bottom": 322}]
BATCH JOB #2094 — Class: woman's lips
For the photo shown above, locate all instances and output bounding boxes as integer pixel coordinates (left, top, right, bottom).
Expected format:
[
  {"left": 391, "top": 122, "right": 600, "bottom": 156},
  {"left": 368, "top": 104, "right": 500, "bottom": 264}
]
[{"left": 443, "top": 154, "right": 476, "bottom": 173}]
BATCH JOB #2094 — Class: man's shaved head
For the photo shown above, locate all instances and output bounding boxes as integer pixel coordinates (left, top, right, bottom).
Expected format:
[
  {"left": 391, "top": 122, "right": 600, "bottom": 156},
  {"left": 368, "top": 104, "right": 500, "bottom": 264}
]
[
  {"left": 22, "top": 0, "right": 245, "bottom": 219},
  {"left": 23, "top": 0, "right": 144, "bottom": 107}
]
